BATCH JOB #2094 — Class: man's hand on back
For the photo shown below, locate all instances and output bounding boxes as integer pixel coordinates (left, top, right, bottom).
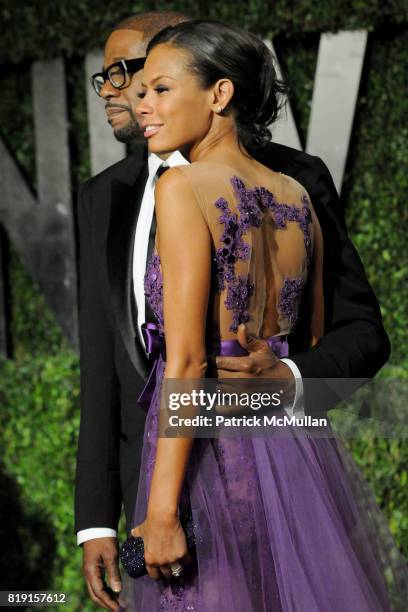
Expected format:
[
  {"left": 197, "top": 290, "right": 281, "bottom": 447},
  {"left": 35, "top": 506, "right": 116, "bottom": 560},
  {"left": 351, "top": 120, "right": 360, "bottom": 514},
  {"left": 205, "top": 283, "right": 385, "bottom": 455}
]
[
  {"left": 215, "top": 324, "right": 296, "bottom": 407},
  {"left": 82, "top": 537, "right": 122, "bottom": 610}
]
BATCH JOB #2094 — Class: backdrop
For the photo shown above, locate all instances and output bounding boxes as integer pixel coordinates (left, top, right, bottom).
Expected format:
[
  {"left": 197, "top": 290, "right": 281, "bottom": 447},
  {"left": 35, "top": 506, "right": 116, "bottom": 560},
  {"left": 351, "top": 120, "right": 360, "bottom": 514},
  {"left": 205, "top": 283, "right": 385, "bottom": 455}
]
[{"left": 0, "top": 1, "right": 407, "bottom": 608}]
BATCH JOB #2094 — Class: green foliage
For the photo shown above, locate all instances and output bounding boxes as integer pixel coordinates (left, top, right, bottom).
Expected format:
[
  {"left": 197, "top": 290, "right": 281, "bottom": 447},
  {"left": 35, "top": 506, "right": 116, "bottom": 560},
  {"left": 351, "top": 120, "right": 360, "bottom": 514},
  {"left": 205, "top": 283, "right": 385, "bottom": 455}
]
[
  {"left": 342, "top": 30, "right": 408, "bottom": 362},
  {"left": 8, "top": 247, "right": 70, "bottom": 359},
  {"left": 274, "top": 32, "right": 319, "bottom": 145},
  {"left": 0, "top": 61, "right": 35, "bottom": 186},
  {"left": 347, "top": 436, "right": 408, "bottom": 558},
  {"left": 1, "top": 0, "right": 407, "bottom": 63},
  {"left": 0, "top": 351, "right": 127, "bottom": 610},
  {"left": 0, "top": 352, "right": 86, "bottom": 607},
  {"left": 331, "top": 365, "right": 408, "bottom": 558}
]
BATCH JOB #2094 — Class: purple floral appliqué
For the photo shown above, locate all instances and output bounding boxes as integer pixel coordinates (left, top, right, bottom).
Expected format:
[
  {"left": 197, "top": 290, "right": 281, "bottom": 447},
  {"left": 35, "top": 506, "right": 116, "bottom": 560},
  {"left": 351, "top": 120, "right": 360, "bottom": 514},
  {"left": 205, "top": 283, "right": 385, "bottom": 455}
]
[
  {"left": 225, "top": 275, "right": 255, "bottom": 332},
  {"left": 144, "top": 253, "right": 164, "bottom": 332},
  {"left": 213, "top": 176, "right": 313, "bottom": 333},
  {"left": 255, "top": 188, "right": 312, "bottom": 269},
  {"left": 231, "top": 176, "right": 263, "bottom": 230},
  {"left": 214, "top": 196, "right": 250, "bottom": 293},
  {"left": 214, "top": 191, "right": 255, "bottom": 331},
  {"left": 278, "top": 277, "right": 305, "bottom": 327}
]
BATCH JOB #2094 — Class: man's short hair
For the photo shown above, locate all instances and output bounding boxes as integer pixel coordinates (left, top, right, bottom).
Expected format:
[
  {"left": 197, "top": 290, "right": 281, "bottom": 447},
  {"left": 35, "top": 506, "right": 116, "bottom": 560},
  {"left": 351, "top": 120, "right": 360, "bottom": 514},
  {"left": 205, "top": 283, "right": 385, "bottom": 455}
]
[{"left": 113, "top": 11, "right": 191, "bottom": 43}]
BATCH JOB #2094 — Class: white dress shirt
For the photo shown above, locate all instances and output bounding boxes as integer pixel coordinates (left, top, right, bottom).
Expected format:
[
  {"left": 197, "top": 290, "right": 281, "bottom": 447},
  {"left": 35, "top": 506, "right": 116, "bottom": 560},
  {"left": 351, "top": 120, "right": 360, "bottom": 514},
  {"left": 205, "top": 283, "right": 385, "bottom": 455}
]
[{"left": 77, "top": 152, "right": 304, "bottom": 545}]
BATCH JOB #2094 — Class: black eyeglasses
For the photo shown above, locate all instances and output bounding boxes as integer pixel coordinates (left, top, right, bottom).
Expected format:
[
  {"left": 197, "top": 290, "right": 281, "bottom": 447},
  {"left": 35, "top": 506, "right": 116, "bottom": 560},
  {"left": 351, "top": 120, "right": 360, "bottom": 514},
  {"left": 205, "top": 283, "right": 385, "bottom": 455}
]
[{"left": 91, "top": 58, "right": 146, "bottom": 96}]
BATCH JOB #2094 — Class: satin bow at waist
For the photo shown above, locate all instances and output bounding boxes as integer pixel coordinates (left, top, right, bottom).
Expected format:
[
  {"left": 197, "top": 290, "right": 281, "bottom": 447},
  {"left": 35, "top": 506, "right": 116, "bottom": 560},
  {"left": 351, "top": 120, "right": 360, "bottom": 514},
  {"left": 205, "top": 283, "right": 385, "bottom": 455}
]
[
  {"left": 142, "top": 322, "right": 166, "bottom": 358},
  {"left": 219, "top": 337, "right": 289, "bottom": 358},
  {"left": 137, "top": 322, "right": 289, "bottom": 412}
]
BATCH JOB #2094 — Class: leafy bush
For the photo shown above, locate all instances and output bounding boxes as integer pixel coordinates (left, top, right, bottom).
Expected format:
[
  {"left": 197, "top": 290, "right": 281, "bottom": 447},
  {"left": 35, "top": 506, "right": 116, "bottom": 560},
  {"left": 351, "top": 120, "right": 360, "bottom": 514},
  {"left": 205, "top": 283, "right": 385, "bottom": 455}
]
[{"left": 0, "top": 352, "right": 88, "bottom": 608}]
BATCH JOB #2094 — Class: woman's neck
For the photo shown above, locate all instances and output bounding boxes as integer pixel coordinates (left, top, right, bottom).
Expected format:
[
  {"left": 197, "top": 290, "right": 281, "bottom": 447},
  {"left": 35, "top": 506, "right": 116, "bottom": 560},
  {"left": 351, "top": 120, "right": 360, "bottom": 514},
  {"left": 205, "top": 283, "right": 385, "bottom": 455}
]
[{"left": 188, "top": 122, "right": 252, "bottom": 166}]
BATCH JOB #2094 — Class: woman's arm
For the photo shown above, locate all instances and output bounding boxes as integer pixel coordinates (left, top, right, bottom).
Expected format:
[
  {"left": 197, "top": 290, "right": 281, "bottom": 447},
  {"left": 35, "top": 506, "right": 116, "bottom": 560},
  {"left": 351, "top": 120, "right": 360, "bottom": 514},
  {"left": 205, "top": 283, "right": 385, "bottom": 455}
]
[
  {"left": 131, "top": 167, "right": 211, "bottom": 578},
  {"left": 148, "top": 167, "right": 211, "bottom": 514}
]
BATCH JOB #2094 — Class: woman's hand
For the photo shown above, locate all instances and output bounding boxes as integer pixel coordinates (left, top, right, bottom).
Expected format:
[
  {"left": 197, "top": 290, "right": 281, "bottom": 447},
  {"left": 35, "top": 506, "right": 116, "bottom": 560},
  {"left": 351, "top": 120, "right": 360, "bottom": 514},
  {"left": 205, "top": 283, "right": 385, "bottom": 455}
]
[{"left": 131, "top": 512, "right": 191, "bottom": 580}]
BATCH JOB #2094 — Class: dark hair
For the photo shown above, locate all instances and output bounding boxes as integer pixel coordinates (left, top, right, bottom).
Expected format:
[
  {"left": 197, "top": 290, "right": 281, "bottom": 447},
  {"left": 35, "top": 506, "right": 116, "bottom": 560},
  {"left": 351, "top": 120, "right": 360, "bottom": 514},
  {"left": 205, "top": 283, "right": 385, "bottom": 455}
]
[
  {"left": 146, "top": 20, "right": 288, "bottom": 151},
  {"left": 113, "top": 11, "right": 190, "bottom": 42}
]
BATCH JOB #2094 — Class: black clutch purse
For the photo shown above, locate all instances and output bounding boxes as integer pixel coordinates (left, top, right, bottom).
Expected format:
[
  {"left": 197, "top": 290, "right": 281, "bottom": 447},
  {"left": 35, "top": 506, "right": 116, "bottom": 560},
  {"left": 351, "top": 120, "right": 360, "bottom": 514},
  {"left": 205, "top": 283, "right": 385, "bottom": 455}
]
[{"left": 119, "top": 511, "right": 199, "bottom": 579}]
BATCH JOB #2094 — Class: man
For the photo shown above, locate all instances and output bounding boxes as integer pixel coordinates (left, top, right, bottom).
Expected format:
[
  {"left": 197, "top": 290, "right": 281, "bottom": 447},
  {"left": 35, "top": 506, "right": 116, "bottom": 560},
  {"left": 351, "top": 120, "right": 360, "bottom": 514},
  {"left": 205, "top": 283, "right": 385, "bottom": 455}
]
[{"left": 75, "top": 11, "right": 390, "bottom": 611}]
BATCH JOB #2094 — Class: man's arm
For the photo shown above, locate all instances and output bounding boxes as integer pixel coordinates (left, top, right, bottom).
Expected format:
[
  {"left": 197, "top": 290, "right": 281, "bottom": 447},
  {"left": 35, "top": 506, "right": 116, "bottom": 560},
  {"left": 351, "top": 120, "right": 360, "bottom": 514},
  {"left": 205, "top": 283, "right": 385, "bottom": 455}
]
[
  {"left": 75, "top": 181, "right": 122, "bottom": 533},
  {"left": 290, "top": 155, "right": 390, "bottom": 377},
  {"left": 287, "top": 156, "right": 390, "bottom": 412},
  {"left": 75, "top": 182, "right": 122, "bottom": 610}
]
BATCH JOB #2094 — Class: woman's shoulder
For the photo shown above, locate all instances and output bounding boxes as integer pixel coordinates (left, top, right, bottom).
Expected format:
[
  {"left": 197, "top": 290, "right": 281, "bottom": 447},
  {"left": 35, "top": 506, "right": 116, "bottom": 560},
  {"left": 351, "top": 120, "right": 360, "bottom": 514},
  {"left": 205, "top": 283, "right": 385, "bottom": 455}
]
[
  {"left": 252, "top": 160, "right": 307, "bottom": 195},
  {"left": 255, "top": 165, "right": 313, "bottom": 211},
  {"left": 166, "top": 161, "right": 240, "bottom": 199},
  {"left": 155, "top": 164, "right": 215, "bottom": 222},
  {"left": 163, "top": 162, "right": 219, "bottom": 190},
  {"left": 164, "top": 161, "right": 312, "bottom": 212},
  {"left": 154, "top": 165, "right": 198, "bottom": 202},
  {"left": 172, "top": 160, "right": 229, "bottom": 178},
  {"left": 276, "top": 172, "right": 309, "bottom": 196}
]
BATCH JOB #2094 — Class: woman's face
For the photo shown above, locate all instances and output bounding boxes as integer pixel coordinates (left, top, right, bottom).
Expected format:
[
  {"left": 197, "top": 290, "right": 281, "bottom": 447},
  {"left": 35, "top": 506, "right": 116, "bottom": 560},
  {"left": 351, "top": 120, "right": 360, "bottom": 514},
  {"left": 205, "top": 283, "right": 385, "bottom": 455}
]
[{"left": 136, "top": 44, "right": 214, "bottom": 157}]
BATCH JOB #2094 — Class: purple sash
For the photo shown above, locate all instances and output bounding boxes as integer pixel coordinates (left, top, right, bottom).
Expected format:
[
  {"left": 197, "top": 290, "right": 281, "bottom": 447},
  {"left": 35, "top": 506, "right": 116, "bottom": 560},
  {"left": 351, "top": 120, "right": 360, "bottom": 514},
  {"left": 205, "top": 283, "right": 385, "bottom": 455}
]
[
  {"left": 219, "top": 337, "right": 289, "bottom": 358},
  {"left": 137, "top": 323, "right": 289, "bottom": 412}
]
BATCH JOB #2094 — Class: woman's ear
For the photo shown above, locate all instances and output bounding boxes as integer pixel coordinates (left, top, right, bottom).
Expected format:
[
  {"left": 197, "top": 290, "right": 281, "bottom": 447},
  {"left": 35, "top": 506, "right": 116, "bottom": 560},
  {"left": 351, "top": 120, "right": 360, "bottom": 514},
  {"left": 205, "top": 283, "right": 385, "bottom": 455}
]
[{"left": 211, "top": 79, "right": 234, "bottom": 114}]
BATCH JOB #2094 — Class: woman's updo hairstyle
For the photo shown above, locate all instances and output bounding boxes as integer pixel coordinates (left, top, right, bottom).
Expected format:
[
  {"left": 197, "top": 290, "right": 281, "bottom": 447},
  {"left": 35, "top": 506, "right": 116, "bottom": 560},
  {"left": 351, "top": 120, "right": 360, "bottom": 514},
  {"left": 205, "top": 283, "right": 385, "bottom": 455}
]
[{"left": 146, "top": 20, "right": 288, "bottom": 152}]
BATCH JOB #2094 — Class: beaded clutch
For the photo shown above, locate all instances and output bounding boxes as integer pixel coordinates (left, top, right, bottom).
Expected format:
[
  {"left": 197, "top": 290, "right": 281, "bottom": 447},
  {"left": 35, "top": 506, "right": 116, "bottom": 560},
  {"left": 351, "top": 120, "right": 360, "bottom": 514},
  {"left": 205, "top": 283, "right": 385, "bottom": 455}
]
[{"left": 119, "top": 511, "right": 199, "bottom": 579}]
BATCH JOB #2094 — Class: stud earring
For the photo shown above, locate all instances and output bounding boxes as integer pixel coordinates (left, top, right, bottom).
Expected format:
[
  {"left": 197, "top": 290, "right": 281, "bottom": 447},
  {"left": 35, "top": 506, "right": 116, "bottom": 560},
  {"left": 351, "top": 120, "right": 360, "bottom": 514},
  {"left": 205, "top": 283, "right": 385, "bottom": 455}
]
[{"left": 217, "top": 106, "right": 223, "bottom": 113}]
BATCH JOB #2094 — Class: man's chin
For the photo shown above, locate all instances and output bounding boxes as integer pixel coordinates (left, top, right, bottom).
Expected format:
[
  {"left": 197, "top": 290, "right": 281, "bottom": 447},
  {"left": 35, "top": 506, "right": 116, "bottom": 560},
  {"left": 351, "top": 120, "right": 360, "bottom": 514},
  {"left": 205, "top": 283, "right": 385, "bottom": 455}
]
[{"left": 112, "top": 122, "right": 142, "bottom": 144}]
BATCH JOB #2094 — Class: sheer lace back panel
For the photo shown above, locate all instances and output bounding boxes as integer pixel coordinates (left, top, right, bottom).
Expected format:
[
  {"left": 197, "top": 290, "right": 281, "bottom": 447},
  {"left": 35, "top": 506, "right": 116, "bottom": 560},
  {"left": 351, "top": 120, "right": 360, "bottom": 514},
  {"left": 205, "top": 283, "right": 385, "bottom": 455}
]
[{"left": 146, "top": 161, "right": 316, "bottom": 350}]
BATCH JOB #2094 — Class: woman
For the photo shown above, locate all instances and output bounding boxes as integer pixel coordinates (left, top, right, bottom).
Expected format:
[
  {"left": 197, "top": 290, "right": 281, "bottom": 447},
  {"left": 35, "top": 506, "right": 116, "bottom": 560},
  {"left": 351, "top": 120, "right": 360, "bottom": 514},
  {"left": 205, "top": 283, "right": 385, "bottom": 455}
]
[{"left": 121, "top": 20, "right": 405, "bottom": 611}]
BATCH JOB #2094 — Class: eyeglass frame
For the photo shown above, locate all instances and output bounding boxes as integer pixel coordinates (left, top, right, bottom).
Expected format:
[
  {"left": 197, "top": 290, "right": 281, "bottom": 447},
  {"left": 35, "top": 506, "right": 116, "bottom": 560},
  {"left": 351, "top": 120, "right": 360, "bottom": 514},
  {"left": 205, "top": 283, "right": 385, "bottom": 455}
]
[{"left": 90, "top": 57, "right": 146, "bottom": 96}]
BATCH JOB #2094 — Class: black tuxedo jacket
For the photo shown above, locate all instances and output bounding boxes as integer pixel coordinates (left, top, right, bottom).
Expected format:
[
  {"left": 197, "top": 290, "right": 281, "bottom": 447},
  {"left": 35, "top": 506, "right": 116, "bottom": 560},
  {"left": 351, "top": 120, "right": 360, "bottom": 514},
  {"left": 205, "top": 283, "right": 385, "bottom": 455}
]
[{"left": 74, "top": 142, "right": 390, "bottom": 536}]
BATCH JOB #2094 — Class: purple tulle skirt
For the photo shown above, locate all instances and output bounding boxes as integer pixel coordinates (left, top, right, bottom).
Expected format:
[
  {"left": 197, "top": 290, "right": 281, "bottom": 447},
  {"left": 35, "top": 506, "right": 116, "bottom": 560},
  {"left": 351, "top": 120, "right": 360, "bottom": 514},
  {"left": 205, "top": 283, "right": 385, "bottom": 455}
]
[{"left": 120, "top": 357, "right": 407, "bottom": 611}]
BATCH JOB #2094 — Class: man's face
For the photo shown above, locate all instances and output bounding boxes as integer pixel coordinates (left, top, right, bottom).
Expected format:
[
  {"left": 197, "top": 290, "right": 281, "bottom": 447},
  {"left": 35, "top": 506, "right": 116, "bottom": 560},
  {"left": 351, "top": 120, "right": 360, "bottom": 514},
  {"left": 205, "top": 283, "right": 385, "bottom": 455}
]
[{"left": 100, "top": 29, "right": 146, "bottom": 142}]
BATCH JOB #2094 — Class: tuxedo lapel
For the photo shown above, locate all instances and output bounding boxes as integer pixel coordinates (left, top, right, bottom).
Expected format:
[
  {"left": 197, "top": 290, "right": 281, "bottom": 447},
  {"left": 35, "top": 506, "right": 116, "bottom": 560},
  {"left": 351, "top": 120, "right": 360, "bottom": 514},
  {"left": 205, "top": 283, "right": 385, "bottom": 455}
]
[{"left": 106, "top": 161, "right": 149, "bottom": 379}]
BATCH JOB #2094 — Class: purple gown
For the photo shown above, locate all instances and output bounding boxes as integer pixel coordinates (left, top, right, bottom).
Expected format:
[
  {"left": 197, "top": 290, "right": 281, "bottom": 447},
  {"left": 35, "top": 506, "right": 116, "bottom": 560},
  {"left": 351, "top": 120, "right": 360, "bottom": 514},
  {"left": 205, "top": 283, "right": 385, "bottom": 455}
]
[{"left": 119, "top": 164, "right": 407, "bottom": 611}]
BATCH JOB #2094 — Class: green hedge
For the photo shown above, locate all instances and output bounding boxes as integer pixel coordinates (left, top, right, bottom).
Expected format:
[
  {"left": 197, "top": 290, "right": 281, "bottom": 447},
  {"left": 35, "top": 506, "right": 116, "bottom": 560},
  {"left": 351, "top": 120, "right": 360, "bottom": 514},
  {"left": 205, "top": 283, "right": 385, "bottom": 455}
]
[
  {"left": 0, "top": 351, "right": 127, "bottom": 610},
  {"left": 0, "top": 0, "right": 407, "bottom": 607},
  {"left": 0, "top": 352, "right": 81, "bottom": 603},
  {"left": 0, "top": 0, "right": 407, "bottom": 64}
]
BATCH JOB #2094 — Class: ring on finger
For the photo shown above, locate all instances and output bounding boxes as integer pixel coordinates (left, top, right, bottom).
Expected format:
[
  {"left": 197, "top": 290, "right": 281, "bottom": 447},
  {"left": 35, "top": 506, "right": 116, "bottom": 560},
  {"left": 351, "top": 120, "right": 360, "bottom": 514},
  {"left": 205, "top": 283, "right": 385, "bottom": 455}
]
[{"left": 169, "top": 562, "right": 184, "bottom": 577}]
